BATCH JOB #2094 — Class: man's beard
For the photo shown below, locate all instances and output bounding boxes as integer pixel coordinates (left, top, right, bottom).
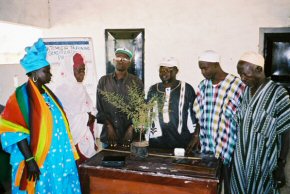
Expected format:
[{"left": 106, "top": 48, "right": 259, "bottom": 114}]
[
  {"left": 116, "top": 66, "right": 126, "bottom": 72},
  {"left": 162, "top": 78, "right": 174, "bottom": 84},
  {"left": 116, "top": 63, "right": 127, "bottom": 72}
]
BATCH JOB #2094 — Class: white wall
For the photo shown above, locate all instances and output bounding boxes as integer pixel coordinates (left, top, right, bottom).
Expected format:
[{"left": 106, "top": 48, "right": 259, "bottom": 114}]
[
  {"left": 0, "top": 64, "right": 27, "bottom": 105},
  {"left": 0, "top": 0, "right": 49, "bottom": 27},
  {"left": 0, "top": 0, "right": 290, "bottom": 103},
  {"left": 0, "top": 22, "right": 43, "bottom": 64},
  {"left": 43, "top": 0, "right": 290, "bottom": 92}
]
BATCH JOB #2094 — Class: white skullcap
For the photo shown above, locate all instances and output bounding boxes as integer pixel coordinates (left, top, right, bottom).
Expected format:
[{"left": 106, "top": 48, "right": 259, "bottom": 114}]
[
  {"left": 239, "top": 51, "right": 265, "bottom": 68},
  {"left": 198, "top": 50, "right": 220, "bottom": 63},
  {"left": 159, "top": 57, "right": 179, "bottom": 68}
]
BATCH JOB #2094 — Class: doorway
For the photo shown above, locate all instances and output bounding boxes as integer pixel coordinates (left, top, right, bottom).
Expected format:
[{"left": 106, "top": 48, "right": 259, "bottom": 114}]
[
  {"left": 105, "top": 29, "right": 145, "bottom": 83},
  {"left": 259, "top": 27, "right": 290, "bottom": 92}
]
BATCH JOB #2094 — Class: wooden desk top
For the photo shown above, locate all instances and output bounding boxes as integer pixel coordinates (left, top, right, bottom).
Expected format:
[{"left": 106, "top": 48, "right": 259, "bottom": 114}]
[{"left": 80, "top": 148, "right": 221, "bottom": 182}]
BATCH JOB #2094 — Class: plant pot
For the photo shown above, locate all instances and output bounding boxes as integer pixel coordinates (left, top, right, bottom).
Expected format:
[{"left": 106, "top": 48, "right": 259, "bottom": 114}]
[{"left": 130, "top": 141, "right": 149, "bottom": 159}]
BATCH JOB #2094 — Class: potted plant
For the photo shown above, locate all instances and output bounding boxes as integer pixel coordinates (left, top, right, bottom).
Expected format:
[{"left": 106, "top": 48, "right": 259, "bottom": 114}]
[{"left": 100, "top": 82, "right": 161, "bottom": 158}]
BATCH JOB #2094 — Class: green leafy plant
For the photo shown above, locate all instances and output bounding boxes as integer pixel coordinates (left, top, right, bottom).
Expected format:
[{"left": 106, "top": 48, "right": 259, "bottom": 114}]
[{"left": 100, "top": 82, "right": 161, "bottom": 142}]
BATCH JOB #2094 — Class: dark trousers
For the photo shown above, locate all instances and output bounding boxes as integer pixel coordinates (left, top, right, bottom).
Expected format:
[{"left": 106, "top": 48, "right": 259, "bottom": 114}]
[{"left": 221, "top": 162, "right": 232, "bottom": 194}]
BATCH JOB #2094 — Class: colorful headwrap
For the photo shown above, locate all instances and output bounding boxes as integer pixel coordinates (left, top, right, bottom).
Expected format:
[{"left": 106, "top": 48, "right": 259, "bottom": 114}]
[
  {"left": 239, "top": 51, "right": 265, "bottom": 69},
  {"left": 198, "top": 50, "right": 220, "bottom": 63},
  {"left": 159, "top": 57, "right": 179, "bottom": 68},
  {"left": 115, "top": 47, "right": 133, "bottom": 59},
  {"left": 20, "top": 38, "right": 50, "bottom": 74},
  {"left": 73, "top": 53, "right": 85, "bottom": 68}
]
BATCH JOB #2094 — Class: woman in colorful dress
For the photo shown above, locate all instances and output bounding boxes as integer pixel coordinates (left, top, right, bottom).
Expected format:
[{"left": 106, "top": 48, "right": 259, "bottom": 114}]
[{"left": 0, "top": 39, "right": 81, "bottom": 194}]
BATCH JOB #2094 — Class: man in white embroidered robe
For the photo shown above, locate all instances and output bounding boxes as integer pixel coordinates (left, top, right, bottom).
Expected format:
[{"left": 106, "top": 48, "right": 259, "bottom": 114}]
[{"left": 147, "top": 57, "right": 197, "bottom": 149}]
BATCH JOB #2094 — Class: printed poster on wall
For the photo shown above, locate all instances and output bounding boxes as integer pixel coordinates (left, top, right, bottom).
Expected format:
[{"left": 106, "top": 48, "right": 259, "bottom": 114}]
[{"left": 43, "top": 37, "right": 97, "bottom": 104}]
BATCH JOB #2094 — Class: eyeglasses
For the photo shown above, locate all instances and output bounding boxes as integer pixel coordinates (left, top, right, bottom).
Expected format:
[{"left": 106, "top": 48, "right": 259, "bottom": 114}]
[{"left": 114, "top": 57, "right": 131, "bottom": 62}]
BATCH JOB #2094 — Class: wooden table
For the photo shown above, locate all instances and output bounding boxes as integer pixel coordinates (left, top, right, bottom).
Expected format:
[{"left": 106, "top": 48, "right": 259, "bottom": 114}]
[{"left": 79, "top": 148, "right": 221, "bottom": 194}]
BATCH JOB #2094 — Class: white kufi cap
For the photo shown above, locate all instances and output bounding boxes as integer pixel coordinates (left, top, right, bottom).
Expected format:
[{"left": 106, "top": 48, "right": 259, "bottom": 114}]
[
  {"left": 239, "top": 51, "right": 265, "bottom": 68},
  {"left": 159, "top": 57, "right": 179, "bottom": 68},
  {"left": 198, "top": 50, "right": 220, "bottom": 63}
]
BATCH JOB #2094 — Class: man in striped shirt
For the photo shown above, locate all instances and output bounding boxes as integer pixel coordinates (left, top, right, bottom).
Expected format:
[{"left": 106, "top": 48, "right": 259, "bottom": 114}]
[
  {"left": 191, "top": 50, "right": 245, "bottom": 194},
  {"left": 230, "top": 51, "right": 290, "bottom": 194}
]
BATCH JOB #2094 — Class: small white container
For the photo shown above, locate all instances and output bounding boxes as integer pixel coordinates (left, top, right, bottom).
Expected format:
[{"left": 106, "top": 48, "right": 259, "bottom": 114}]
[{"left": 174, "top": 148, "right": 185, "bottom": 157}]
